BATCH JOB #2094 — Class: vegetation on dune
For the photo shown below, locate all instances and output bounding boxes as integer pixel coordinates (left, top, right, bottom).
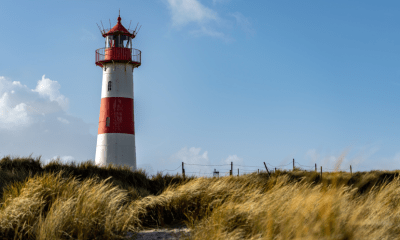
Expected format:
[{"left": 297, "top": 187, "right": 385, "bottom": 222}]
[{"left": 1, "top": 156, "right": 400, "bottom": 239}]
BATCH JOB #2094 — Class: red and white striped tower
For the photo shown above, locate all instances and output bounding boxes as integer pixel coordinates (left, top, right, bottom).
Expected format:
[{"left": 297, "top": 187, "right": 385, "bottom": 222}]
[{"left": 94, "top": 14, "right": 141, "bottom": 170}]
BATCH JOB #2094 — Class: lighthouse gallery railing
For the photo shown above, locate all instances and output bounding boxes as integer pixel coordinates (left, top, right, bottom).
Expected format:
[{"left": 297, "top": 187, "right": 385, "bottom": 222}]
[{"left": 95, "top": 47, "right": 141, "bottom": 65}]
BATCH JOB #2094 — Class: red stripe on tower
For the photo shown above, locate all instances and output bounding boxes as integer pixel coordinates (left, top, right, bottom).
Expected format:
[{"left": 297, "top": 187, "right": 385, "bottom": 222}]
[{"left": 98, "top": 97, "right": 135, "bottom": 134}]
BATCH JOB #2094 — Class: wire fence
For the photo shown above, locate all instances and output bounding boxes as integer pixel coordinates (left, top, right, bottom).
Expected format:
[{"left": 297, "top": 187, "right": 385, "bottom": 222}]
[
  {"left": 158, "top": 159, "right": 378, "bottom": 177},
  {"left": 160, "top": 165, "right": 181, "bottom": 173}
]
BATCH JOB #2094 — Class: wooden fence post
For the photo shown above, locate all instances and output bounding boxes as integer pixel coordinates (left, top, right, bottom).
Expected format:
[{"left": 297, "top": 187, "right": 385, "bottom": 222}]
[
  {"left": 258, "top": 169, "right": 259, "bottom": 174},
  {"left": 320, "top": 166, "right": 322, "bottom": 179},
  {"left": 182, "top": 162, "right": 185, "bottom": 179},
  {"left": 275, "top": 167, "right": 276, "bottom": 172},
  {"left": 238, "top": 168, "right": 239, "bottom": 176},
  {"left": 315, "top": 163, "right": 317, "bottom": 172},
  {"left": 263, "top": 162, "right": 271, "bottom": 176},
  {"left": 230, "top": 162, "right": 233, "bottom": 176},
  {"left": 350, "top": 165, "right": 352, "bottom": 176},
  {"left": 293, "top": 158, "right": 295, "bottom": 170}
]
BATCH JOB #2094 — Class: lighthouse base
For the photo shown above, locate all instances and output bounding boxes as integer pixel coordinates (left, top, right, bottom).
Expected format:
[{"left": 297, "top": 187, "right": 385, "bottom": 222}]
[{"left": 95, "top": 133, "right": 136, "bottom": 170}]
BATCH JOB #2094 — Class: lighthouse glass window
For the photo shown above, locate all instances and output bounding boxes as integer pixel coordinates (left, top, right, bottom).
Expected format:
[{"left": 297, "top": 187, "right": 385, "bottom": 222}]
[
  {"left": 106, "top": 117, "right": 110, "bottom": 127},
  {"left": 106, "top": 35, "right": 131, "bottom": 48},
  {"left": 120, "top": 35, "right": 131, "bottom": 48},
  {"left": 106, "top": 36, "right": 112, "bottom": 48},
  {"left": 125, "top": 37, "right": 132, "bottom": 48}
]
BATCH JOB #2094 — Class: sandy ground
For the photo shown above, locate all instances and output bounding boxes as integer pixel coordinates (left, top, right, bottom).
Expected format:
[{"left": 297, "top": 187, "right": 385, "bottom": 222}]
[{"left": 127, "top": 227, "right": 191, "bottom": 240}]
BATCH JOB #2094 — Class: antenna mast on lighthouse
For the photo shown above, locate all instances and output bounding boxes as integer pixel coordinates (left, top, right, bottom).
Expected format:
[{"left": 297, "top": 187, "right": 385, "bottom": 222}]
[{"left": 94, "top": 13, "right": 141, "bottom": 170}]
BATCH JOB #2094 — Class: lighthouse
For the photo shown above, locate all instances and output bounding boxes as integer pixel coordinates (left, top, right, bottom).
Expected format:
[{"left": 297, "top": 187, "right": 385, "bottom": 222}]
[{"left": 94, "top": 14, "right": 141, "bottom": 170}]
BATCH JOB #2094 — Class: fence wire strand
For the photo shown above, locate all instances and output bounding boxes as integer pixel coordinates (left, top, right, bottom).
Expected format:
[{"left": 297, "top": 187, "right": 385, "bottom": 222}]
[
  {"left": 235, "top": 165, "right": 264, "bottom": 168},
  {"left": 160, "top": 165, "right": 181, "bottom": 172},
  {"left": 295, "top": 162, "right": 314, "bottom": 168},
  {"left": 184, "top": 163, "right": 231, "bottom": 166},
  {"left": 267, "top": 162, "right": 292, "bottom": 168}
]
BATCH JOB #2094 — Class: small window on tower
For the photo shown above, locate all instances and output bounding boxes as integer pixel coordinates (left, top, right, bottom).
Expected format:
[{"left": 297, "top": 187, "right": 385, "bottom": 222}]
[
  {"left": 108, "top": 81, "right": 112, "bottom": 91},
  {"left": 106, "top": 117, "right": 110, "bottom": 127}
]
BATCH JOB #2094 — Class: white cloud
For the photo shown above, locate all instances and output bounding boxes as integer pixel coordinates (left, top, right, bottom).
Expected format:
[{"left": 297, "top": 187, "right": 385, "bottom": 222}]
[
  {"left": 0, "top": 75, "right": 70, "bottom": 130},
  {"left": 222, "top": 155, "right": 251, "bottom": 175},
  {"left": 57, "top": 117, "right": 70, "bottom": 124},
  {"left": 171, "top": 146, "right": 209, "bottom": 164},
  {"left": 33, "top": 75, "right": 69, "bottom": 111},
  {"left": 167, "top": 0, "right": 219, "bottom": 27},
  {"left": 220, "top": 155, "right": 244, "bottom": 175},
  {"left": 223, "top": 154, "right": 243, "bottom": 165},
  {"left": 0, "top": 93, "right": 31, "bottom": 129},
  {"left": 0, "top": 75, "right": 96, "bottom": 162},
  {"left": 166, "top": 0, "right": 228, "bottom": 39},
  {"left": 165, "top": 0, "right": 254, "bottom": 40},
  {"left": 170, "top": 147, "right": 211, "bottom": 175}
]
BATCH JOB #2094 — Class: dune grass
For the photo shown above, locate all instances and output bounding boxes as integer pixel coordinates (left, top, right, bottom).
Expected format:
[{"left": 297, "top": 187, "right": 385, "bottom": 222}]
[{"left": 1, "top": 156, "right": 400, "bottom": 239}]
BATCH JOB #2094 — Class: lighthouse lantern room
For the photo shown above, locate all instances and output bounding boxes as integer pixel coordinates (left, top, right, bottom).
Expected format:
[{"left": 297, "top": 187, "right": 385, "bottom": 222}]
[{"left": 95, "top": 13, "right": 141, "bottom": 170}]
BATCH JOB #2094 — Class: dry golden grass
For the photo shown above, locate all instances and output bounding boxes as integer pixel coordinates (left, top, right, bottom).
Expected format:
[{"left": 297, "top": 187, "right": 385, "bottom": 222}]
[{"left": 1, "top": 156, "right": 400, "bottom": 239}]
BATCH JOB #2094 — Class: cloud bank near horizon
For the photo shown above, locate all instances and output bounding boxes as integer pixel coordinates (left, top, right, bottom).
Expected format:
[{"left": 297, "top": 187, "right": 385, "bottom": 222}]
[{"left": 0, "top": 75, "right": 96, "bottom": 163}]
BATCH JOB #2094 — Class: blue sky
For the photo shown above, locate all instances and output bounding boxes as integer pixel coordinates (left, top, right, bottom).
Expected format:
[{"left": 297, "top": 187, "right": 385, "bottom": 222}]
[{"left": 1, "top": 0, "right": 400, "bottom": 175}]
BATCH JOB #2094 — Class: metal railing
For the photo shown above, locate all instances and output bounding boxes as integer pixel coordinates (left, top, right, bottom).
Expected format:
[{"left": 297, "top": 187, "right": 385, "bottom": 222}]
[{"left": 95, "top": 47, "right": 141, "bottom": 65}]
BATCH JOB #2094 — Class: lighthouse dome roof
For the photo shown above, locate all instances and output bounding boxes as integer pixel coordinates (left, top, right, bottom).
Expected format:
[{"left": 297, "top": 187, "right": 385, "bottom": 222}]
[{"left": 104, "top": 16, "right": 135, "bottom": 38}]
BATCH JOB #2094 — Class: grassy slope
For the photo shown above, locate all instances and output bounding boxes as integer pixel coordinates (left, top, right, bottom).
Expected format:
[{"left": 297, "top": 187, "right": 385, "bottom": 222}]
[{"left": 1, "top": 156, "right": 400, "bottom": 239}]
